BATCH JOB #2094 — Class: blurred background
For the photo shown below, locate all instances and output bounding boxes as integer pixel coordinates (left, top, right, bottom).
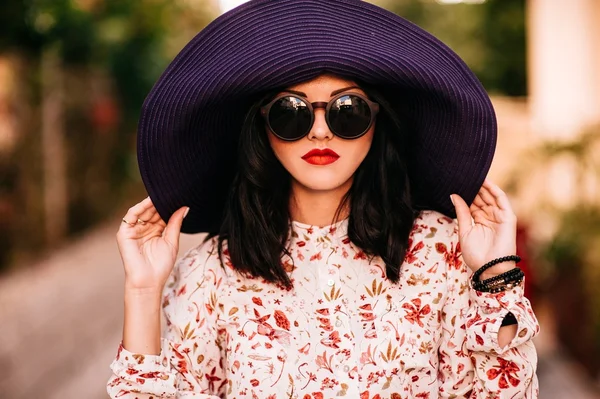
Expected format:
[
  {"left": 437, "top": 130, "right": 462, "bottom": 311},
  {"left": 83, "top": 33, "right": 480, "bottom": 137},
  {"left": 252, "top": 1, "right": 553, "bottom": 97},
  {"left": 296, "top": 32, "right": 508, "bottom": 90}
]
[{"left": 0, "top": 0, "right": 599, "bottom": 398}]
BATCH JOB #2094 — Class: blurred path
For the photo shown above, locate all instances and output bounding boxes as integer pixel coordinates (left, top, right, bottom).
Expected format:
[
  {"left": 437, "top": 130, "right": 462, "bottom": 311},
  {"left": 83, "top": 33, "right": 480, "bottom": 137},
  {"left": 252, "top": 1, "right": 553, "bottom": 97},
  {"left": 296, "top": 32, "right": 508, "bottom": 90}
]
[
  {"left": 0, "top": 218, "right": 203, "bottom": 399},
  {"left": 0, "top": 218, "right": 598, "bottom": 398},
  {"left": 534, "top": 300, "right": 600, "bottom": 399}
]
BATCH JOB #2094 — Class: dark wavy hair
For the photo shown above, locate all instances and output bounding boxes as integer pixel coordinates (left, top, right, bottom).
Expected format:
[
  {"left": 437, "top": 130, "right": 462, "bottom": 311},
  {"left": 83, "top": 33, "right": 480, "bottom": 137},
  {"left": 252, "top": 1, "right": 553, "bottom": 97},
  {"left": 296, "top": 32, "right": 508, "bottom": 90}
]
[{"left": 210, "top": 80, "right": 418, "bottom": 289}]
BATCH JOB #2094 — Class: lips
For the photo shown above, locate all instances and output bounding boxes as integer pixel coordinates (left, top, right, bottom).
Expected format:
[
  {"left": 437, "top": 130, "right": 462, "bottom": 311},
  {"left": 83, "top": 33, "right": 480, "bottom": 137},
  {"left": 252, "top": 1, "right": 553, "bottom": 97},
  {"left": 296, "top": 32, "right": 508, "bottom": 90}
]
[{"left": 301, "top": 148, "right": 340, "bottom": 165}]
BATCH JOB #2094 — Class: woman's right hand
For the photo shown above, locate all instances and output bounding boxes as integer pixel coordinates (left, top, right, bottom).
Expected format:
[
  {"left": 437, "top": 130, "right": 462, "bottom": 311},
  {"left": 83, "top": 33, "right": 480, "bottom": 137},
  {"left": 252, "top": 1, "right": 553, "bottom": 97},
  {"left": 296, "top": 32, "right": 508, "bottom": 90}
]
[{"left": 116, "top": 197, "right": 189, "bottom": 293}]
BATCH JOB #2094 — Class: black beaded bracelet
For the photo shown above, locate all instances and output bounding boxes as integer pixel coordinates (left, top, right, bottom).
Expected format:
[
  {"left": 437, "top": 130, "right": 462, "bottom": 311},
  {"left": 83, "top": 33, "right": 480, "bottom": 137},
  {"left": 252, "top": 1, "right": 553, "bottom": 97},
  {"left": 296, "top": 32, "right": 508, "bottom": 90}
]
[
  {"left": 474, "top": 269, "right": 525, "bottom": 293},
  {"left": 475, "top": 268, "right": 524, "bottom": 287},
  {"left": 474, "top": 266, "right": 522, "bottom": 284},
  {"left": 472, "top": 267, "right": 523, "bottom": 291},
  {"left": 472, "top": 255, "right": 521, "bottom": 283},
  {"left": 477, "top": 276, "right": 524, "bottom": 293},
  {"left": 476, "top": 276, "right": 523, "bottom": 292}
]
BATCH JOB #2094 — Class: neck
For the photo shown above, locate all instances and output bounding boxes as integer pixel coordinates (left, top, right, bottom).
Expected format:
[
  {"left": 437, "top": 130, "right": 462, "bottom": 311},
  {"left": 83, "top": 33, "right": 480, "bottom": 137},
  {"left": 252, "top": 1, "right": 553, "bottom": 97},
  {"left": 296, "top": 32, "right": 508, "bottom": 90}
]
[{"left": 289, "top": 178, "right": 352, "bottom": 227}]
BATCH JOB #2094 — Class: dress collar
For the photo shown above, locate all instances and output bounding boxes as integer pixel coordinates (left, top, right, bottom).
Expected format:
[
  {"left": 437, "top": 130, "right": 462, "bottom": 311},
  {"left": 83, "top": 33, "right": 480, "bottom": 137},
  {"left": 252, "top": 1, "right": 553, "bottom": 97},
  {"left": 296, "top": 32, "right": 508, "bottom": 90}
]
[{"left": 289, "top": 217, "right": 349, "bottom": 244}]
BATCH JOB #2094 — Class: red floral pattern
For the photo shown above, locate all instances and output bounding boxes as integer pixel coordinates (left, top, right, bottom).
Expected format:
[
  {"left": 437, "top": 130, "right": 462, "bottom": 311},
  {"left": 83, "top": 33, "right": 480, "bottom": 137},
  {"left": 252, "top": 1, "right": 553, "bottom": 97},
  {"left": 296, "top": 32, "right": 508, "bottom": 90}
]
[{"left": 107, "top": 210, "right": 540, "bottom": 398}]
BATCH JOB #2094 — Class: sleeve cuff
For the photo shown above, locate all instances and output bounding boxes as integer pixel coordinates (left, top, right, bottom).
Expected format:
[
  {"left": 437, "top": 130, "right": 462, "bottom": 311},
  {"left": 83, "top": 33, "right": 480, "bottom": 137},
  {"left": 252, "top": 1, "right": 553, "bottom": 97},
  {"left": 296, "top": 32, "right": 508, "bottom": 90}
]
[
  {"left": 469, "top": 277, "right": 526, "bottom": 310},
  {"left": 109, "top": 338, "right": 177, "bottom": 394},
  {"left": 465, "top": 278, "right": 540, "bottom": 354}
]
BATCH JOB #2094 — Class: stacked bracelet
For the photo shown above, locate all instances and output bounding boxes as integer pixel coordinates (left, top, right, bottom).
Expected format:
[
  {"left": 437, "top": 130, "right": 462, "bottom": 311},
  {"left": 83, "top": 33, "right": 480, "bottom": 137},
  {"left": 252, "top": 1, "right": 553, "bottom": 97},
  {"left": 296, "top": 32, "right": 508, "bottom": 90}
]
[
  {"left": 471, "top": 255, "right": 523, "bottom": 293},
  {"left": 472, "top": 267, "right": 522, "bottom": 290},
  {"left": 473, "top": 268, "right": 525, "bottom": 293},
  {"left": 472, "top": 255, "right": 521, "bottom": 282},
  {"left": 473, "top": 266, "right": 522, "bottom": 285}
]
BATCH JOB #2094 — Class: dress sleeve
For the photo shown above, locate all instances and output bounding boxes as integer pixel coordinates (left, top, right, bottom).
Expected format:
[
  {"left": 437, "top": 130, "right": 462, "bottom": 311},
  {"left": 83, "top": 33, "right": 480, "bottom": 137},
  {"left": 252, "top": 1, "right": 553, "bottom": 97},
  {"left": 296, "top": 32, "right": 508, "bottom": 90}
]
[
  {"left": 437, "top": 220, "right": 540, "bottom": 398},
  {"left": 106, "top": 238, "right": 227, "bottom": 398}
]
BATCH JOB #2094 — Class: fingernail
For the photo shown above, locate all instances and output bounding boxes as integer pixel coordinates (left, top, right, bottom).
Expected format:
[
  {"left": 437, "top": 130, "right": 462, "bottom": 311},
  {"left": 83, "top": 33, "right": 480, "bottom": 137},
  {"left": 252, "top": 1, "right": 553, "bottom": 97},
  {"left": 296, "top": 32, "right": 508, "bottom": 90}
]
[
  {"left": 183, "top": 207, "right": 190, "bottom": 218},
  {"left": 449, "top": 195, "right": 455, "bottom": 206}
]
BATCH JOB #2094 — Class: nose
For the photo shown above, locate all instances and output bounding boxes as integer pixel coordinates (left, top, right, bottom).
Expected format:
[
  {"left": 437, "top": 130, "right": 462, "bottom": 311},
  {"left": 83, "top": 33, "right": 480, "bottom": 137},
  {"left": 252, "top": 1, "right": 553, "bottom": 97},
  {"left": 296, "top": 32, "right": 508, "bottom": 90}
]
[{"left": 308, "top": 108, "right": 333, "bottom": 141}]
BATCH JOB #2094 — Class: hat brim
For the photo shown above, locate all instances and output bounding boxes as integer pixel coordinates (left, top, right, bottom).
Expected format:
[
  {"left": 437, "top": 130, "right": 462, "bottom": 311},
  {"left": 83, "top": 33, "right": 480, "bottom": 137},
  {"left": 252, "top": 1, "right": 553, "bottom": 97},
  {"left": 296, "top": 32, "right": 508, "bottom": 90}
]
[{"left": 137, "top": 0, "right": 497, "bottom": 233}]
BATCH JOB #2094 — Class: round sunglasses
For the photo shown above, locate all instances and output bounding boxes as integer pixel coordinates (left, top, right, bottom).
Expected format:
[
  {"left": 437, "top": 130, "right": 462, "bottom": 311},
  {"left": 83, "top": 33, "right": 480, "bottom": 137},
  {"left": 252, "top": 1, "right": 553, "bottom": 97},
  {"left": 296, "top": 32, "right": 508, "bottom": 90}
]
[{"left": 260, "top": 91, "right": 380, "bottom": 141}]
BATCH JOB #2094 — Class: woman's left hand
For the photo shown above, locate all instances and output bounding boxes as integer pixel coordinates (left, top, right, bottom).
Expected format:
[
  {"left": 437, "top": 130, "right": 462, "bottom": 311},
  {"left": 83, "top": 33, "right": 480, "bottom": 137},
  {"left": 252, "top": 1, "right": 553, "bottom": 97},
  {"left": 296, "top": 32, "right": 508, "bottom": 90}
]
[{"left": 450, "top": 179, "right": 517, "bottom": 274}]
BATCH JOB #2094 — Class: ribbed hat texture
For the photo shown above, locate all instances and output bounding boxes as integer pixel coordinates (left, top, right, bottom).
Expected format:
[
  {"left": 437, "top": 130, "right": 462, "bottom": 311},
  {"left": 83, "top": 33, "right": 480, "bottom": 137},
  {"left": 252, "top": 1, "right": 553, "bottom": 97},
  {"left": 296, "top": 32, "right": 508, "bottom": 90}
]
[{"left": 137, "top": 0, "right": 497, "bottom": 233}]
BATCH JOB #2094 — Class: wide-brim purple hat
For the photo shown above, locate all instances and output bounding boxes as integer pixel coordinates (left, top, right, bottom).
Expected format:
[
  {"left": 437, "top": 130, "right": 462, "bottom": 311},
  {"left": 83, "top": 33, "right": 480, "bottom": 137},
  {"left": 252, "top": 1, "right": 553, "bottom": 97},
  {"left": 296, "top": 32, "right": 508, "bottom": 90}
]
[{"left": 138, "top": 0, "right": 497, "bottom": 234}]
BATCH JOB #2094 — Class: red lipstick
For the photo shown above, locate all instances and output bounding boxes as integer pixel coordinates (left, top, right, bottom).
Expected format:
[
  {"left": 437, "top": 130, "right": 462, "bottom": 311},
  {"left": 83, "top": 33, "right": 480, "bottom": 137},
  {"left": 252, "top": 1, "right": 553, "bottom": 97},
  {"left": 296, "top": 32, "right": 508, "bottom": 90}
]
[{"left": 301, "top": 148, "right": 340, "bottom": 165}]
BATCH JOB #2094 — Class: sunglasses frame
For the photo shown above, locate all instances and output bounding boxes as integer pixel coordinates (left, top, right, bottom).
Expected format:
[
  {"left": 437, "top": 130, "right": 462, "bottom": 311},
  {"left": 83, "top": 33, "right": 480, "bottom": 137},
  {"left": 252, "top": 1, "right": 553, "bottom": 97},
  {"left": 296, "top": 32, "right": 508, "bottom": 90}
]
[{"left": 260, "top": 91, "right": 380, "bottom": 141}]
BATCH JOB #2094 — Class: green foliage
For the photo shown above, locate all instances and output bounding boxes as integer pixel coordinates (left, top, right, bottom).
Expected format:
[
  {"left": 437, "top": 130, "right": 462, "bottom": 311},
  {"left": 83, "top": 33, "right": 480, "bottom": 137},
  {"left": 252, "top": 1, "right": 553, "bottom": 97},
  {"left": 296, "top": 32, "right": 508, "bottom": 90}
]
[
  {"left": 0, "top": 0, "right": 218, "bottom": 268},
  {"left": 542, "top": 203, "right": 600, "bottom": 373},
  {"left": 542, "top": 206, "right": 600, "bottom": 270},
  {"left": 521, "top": 126, "right": 600, "bottom": 375},
  {"left": 0, "top": 0, "right": 43, "bottom": 54},
  {"left": 1, "top": 0, "right": 216, "bottom": 120},
  {"left": 384, "top": 0, "right": 526, "bottom": 96}
]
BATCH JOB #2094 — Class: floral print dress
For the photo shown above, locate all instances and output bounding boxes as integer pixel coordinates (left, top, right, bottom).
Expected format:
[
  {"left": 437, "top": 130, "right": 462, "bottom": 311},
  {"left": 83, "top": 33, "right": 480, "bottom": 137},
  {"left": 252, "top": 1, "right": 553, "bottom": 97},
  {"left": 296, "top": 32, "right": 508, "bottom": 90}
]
[{"left": 107, "top": 210, "right": 539, "bottom": 398}]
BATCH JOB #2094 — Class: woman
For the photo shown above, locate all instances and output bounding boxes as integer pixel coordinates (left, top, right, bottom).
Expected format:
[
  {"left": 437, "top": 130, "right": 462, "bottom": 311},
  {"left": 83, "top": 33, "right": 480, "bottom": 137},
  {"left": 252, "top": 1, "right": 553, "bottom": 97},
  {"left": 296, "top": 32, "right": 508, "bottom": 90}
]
[{"left": 107, "top": 1, "right": 539, "bottom": 398}]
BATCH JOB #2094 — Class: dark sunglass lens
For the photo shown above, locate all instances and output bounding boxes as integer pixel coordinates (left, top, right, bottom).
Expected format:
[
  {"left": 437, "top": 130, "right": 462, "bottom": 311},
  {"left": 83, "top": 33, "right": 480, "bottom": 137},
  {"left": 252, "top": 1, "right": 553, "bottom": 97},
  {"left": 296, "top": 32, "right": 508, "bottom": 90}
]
[
  {"left": 268, "top": 96, "right": 312, "bottom": 140},
  {"left": 328, "top": 95, "right": 372, "bottom": 138}
]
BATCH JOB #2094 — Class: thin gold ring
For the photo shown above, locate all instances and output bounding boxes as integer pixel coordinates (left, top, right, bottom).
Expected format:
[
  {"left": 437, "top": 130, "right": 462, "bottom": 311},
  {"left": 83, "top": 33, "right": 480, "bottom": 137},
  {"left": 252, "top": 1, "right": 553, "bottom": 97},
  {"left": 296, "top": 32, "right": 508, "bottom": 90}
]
[
  {"left": 122, "top": 218, "right": 136, "bottom": 227},
  {"left": 136, "top": 218, "right": 147, "bottom": 225}
]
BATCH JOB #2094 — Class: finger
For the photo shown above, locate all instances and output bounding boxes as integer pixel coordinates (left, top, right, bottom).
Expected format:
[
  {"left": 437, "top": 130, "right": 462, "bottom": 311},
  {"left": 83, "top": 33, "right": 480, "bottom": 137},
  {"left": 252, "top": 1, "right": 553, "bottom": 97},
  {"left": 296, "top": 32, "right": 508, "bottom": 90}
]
[
  {"left": 469, "top": 202, "right": 486, "bottom": 219},
  {"left": 163, "top": 207, "right": 190, "bottom": 249},
  {"left": 482, "top": 180, "right": 513, "bottom": 212},
  {"left": 478, "top": 185, "right": 497, "bottom": 207},
  {"left": 137, "top": 205, "right": 158, "bottom": 224},
  {"left": 122, "top": 197, "right": 153, "bottom": 224},
  {"left": 450, "top": 194, "right": 472, "bottom": 237},
  {"left": 148, "top": 211, "right": 164, "bottom": 224},
  {"left": 472, "top": 193, "right": 487, "bottom": 209},
  {"left": 471, "top": 208, "right": 492, "bottom": 226}
]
